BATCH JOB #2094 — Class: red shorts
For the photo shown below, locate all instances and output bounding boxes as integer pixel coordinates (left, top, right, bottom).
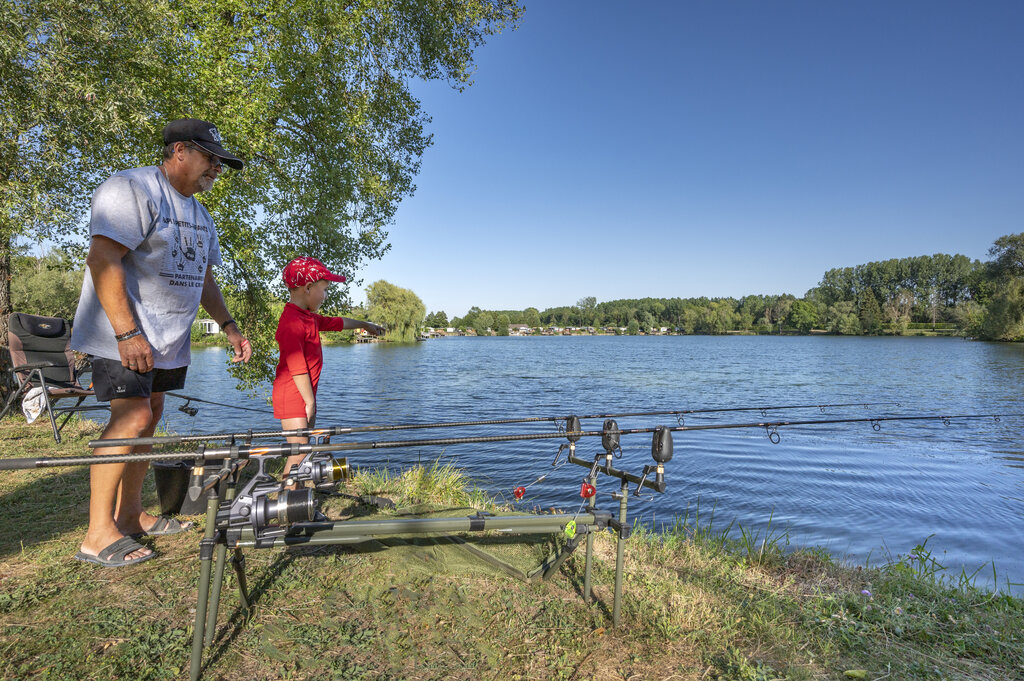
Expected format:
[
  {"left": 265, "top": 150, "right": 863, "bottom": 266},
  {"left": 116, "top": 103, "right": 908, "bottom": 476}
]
[{"left": 272, "top": 374, "right": 316, "bottom": 419}]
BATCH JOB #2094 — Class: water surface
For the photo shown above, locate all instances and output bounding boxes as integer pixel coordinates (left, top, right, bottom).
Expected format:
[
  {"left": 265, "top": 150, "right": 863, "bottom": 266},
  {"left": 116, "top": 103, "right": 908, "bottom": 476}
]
[{"left": 161, "top": 336, "right": 1024, "bottom": 591}]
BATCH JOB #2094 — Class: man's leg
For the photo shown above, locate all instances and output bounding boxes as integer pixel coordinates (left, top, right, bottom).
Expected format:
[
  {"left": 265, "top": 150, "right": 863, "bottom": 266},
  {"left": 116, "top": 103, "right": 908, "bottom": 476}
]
[
  {"left": 80, "top": 396, "right": 156, "bottom": 561},
  {"left": 113, "top": 392, "right": 166, "bottom": 535}
]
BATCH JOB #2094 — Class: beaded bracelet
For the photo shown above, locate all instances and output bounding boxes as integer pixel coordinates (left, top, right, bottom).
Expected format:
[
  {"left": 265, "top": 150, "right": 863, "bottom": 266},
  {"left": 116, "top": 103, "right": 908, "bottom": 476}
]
[{"left": 115, "top": 328, "right": 142, "bottom": 342}]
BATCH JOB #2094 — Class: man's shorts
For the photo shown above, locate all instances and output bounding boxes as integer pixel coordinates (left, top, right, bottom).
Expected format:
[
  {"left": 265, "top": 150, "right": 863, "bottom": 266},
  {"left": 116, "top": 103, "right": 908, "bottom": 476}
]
[{"left": 90, "top": 357, "right": 188, "bottom": 402}]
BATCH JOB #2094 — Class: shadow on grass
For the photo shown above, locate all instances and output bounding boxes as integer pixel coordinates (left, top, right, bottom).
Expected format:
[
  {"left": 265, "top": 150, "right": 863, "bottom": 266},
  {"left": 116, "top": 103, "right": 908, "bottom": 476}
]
[
  {"left": 559, "top": 548, "right": 614, "bottom": 622},
  {"left": 202, "top": 551, "right": 297, "bottom": 675},
  {"left": 0, "top": 464, "right": 93, "bottom": 558}
]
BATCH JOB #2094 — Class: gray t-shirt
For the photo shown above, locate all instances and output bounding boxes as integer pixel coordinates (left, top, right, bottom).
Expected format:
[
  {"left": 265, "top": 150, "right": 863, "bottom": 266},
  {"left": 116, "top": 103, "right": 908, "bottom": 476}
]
[{"left": 71, "top": 166, "right": 222, "bottom": 368}]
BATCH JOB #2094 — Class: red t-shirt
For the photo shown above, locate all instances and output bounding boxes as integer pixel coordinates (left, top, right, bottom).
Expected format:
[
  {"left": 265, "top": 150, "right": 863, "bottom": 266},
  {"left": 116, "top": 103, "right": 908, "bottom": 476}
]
[{"left": 272, "top": 303, "right": 345, "bottom": 419}]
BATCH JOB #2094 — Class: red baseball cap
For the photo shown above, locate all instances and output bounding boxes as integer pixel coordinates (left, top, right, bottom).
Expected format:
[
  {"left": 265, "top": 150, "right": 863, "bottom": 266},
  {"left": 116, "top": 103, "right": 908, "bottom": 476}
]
[{"left": 283, "top": 257, "right": 347, "bottom": 289}]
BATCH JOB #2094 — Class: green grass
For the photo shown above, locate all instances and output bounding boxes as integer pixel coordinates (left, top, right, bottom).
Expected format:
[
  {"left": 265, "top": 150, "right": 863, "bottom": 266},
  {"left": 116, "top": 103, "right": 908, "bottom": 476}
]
[{"left": 1, "top": 416, "right": 1022, "bottom": 680}]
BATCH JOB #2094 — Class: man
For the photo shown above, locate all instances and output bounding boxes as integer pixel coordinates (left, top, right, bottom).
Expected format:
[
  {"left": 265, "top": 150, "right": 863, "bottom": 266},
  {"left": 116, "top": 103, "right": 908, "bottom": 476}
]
[{"left": 71, "top": 118, "right": 252, "bottom": 566}]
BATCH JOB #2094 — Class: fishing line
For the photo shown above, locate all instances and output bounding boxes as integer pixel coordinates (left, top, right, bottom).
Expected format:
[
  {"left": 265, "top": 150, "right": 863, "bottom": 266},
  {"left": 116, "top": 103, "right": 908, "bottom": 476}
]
[
  {"left": 165, "top": 391, "right": 272, "bottom": 415},
  {"left": 5, "top": 411, "right": 1017, "bottom": 470},
  {"left": 88, "top": 400, "right": 902, "bottom": 448}
]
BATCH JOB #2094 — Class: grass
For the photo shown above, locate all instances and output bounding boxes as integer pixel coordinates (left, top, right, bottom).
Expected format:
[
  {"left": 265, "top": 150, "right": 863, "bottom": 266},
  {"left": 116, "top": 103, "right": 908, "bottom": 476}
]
[{"left": 1, "top": 416, "right": 1022, "bottom": 680}]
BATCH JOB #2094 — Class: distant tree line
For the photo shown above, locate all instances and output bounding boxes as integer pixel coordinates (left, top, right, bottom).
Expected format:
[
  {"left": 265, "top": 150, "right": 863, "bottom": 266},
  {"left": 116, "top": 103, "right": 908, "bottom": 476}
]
[
  {"left": 14, "top": 234, "right": 1023, "bottom": 343},
  {"left": 439, "top": 233, "right": 1024, "bottom": 341}
]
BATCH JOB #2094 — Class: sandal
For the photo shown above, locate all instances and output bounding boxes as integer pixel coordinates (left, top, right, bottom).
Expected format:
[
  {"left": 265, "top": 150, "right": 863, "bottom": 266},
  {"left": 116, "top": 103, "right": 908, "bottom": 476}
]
[
  {"left": 132, "top": 515, "right": 193, "bottom": 538},
  {"left": 74, "top": 536, "right": 155, "bottom": 567}
]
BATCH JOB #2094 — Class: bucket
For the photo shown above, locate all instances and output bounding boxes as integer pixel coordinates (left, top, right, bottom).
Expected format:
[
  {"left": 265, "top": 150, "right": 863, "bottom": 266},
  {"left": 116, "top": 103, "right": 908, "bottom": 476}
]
[{"left": 152, "top": 460, "right": 215, "bottom": 515}]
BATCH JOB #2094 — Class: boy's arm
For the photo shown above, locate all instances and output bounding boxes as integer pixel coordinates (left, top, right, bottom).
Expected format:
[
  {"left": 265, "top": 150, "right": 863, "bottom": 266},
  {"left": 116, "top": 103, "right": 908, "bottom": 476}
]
[
  {"left": 320, "top": 316, "right": 385, "bottom": 335},
  {"left": 291, "top": 373, "right": 316, "bottom": 422},
  {"left": 346, "top": 318, "right": 385, "bottom": 335}
]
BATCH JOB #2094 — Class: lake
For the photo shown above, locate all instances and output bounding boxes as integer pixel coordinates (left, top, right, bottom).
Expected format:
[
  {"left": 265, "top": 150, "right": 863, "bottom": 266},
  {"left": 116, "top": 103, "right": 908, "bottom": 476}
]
[{"left": 155, "top": 335, "right": 1024, "bottom": 591}]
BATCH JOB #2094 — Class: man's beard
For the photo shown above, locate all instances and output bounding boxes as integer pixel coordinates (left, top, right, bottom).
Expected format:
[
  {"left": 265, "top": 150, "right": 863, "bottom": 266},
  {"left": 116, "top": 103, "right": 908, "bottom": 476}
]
[{"left": 196, "top": 174, "right": 216, "bottom": 193}]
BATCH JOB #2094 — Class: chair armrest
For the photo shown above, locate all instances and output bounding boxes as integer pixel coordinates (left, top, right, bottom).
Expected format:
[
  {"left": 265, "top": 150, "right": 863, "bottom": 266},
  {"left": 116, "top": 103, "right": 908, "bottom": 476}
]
[{"left": 10, "top": 361, "right": 59, "bottom": 372}]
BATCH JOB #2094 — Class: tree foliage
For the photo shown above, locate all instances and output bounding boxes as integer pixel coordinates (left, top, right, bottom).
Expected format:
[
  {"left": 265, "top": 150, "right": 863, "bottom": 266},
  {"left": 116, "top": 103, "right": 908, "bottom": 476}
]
[
  {"left": 1, "top": 0, "right": 178, "bottom": 337},
  {"left": 987, "top": 233, "right": 1024, "bottom": 279},
  {"left": 424, "top": 310, "right": 449, "bottom": 328},
  {"left": 473, "top": 311, "right": 493, "bottom": 337},
  {"left": 366, "top": 280, "right": 425, "bottom": 342},
  {"left": 11, "top": 251, "right": 85, "bottom": 320},
  {"left": 494, "top": 312, "right": 510, "bottom": 336},
  {"left": 978, "top": 233, "right": 1024, "bottom": 340},
  {"left": 2, "top": 0, "right": 522, "bottom": 386}
]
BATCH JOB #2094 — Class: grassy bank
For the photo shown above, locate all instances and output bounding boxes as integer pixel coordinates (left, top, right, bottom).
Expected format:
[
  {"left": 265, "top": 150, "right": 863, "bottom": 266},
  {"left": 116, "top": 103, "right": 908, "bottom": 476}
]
[{"left": 1, "top": 417, "right": 1021, "bottom": 680}]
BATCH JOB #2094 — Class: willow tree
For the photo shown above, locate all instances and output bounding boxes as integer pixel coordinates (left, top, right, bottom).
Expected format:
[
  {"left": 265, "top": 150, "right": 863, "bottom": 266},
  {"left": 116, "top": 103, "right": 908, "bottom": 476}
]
[
  {"left": 366, "top": 279, "right": 425, "bottom": 342},
  {"left": 2, "top": 0, "right": 522, "bottom": 387},
  {"left": 979, "top": 233, "right": 1024, "bottom": 341}
]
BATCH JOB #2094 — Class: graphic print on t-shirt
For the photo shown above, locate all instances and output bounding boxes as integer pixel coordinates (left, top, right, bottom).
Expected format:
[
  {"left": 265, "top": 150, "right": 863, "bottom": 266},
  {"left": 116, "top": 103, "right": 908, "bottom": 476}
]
[{"left": 159, "top": 216, "right": 210, "bottom": 288}]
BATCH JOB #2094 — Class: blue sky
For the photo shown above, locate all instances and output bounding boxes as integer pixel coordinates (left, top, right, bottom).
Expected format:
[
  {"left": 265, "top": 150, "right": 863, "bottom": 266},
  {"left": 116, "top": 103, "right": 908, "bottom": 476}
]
[{"left": 354, "top": 1, "right": 1023, "bottom": 319}]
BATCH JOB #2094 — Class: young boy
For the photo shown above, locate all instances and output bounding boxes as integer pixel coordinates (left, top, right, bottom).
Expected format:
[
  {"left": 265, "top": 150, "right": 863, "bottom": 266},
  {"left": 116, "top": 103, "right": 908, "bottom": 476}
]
[{"left": 273, "top": 257, "right": 384, "bottom": 478}]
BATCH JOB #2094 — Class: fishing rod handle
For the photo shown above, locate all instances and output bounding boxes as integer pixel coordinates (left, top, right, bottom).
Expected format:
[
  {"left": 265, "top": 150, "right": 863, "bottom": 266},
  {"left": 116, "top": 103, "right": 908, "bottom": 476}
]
[{"left": 0, "top": 450, "right": 221, "bottom": 470}]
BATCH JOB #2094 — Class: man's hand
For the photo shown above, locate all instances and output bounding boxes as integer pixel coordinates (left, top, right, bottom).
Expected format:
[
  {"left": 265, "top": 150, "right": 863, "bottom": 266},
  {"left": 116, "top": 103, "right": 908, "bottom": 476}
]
[
  {"left": 364, "top": 322, "right": 386, "bottom": 336},
  {"left": 305, "top": 401, "right": 316, "bottom": 424},
  {"left": 119, "top": 334, "right": 155, "bottom": 373},
  {"left": 226, "top": 326, "right": 252, "bottom": 363}
]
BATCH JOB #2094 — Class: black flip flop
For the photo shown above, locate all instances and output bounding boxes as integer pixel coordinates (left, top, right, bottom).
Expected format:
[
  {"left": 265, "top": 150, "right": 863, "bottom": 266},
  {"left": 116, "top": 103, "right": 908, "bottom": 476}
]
[
  {"left": 74, "top": 536, "right": 155, "bottom": 567},
  {"left": 127, "top": 516, "right": 195, "bottom": 540}
]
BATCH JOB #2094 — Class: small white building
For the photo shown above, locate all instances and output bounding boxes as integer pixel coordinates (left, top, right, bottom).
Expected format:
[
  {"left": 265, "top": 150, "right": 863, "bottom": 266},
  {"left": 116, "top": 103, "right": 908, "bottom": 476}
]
[{"left": 193, "top": 319, "right": 219, "bottom": 335}]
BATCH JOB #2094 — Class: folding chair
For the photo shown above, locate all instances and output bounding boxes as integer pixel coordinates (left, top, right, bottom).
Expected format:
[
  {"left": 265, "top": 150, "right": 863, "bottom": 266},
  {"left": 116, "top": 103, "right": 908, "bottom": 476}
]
[{"left": 0, "top": 313, "right": 108, "bottom": 442}]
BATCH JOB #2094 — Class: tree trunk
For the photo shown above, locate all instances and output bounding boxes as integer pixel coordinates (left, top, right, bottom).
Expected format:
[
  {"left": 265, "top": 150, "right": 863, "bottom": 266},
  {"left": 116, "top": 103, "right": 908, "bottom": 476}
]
[
  {"left": 0, "top": 234, "right": 13, "bottom": 403},
  {"left": 0, "top": 234, "right": 10, "bottom": 342}
]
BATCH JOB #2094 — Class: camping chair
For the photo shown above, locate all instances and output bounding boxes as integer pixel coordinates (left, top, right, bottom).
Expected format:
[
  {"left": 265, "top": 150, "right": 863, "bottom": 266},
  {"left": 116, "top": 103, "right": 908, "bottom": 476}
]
[{"left": 0, "top": 313, "right": 108, "bottom": 443}]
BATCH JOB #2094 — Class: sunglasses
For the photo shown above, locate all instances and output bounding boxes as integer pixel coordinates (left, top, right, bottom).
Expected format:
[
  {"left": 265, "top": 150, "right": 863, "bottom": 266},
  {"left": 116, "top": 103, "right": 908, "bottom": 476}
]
[{"left": 184, "top": 142, "right": 223, "bottom": 168}]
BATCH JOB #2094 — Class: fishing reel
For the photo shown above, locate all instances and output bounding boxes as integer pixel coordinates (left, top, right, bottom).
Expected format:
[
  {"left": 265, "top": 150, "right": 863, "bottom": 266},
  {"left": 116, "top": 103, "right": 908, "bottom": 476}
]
[
  {"left": 289, "top": 455, "right": 351, "bottom": 490},
  {"left": 178, "top": 398, "right": 198, "bottom": 417},
  {"left": 224, "top": 454, "right": 327, "bottom": 545},
  {"left": 286, "top": 436, "right": 352, "bottom": 491}
]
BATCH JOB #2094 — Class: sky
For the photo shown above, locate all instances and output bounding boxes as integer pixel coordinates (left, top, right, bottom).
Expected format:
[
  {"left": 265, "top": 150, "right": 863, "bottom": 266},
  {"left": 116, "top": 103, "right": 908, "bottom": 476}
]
[{"left": 353, "top": 1, "right": 1024, "bottom": 319}]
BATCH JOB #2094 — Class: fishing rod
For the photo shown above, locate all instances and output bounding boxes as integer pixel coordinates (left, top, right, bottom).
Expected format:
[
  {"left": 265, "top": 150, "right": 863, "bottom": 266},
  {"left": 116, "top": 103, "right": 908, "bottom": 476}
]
[
  {"left": 88, "top": 400, "right": 902, "bottom": 448},
  {"left": 10, "top": 411, "right": 1017, "bottom": 470}
]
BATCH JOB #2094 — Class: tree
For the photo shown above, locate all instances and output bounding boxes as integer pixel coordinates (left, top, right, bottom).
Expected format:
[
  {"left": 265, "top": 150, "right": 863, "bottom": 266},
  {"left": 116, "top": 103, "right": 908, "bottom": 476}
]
[
  {"left": 576, "top": 296, "right": 597, "bottom": 327},
  {"left": 826, "top": 301, "right": 860, "bottom": 335},
  {"left": 366, "top": 280, "right": 425, "bottom": 342},
  {"left": 858, "top": 292, "right": 883, "bottom": 334},
  {"left": 425, "top": 311, "right": 448, "bottom": 328},
  {"left": 523, "top": 307, "right": 540, "bottom": 329},
  {"left": 2, "top": 0, "right": 523, "bottom": 389},
  {"left": 978, "top": 234, "right": 1024, "bottom": 340},
  {"left": 979, "top": 280, "right": 1024, "bottom": 341},
  {"left": 883, "top": 289, "right": 914, "bottom": 333},
  {"left": 626, "top": 319, "right": 640, "bottom": 335},
  {"left": 474, "top": 312, "right": 493, "bottom": 337},
  {"left": 495, "top": 313, "right": 510, "bottom": 336},
  {"left": 988, "top": 233, "right": 1024, "bottom": 279},
  {"left": 11, "top": 250, "right": 85, "bottom": 320},
  {"left": 787, "top": 300, "right": 819, "bottom": 333}
]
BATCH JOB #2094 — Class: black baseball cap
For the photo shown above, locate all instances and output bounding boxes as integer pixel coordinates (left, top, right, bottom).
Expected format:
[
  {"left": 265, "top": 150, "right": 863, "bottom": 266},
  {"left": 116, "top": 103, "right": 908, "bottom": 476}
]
[{"left": 162, "top": 118, "right": 244, "bottom": 170}]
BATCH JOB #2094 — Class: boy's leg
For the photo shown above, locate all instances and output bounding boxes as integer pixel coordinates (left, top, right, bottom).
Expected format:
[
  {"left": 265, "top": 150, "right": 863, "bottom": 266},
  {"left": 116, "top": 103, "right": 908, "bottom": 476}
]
[
  {"left": 81, "top": 396, "right": 156, "bottom": 561},
  {"left": 280, "top": 416, "right": 309, "bottom": 479}
]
